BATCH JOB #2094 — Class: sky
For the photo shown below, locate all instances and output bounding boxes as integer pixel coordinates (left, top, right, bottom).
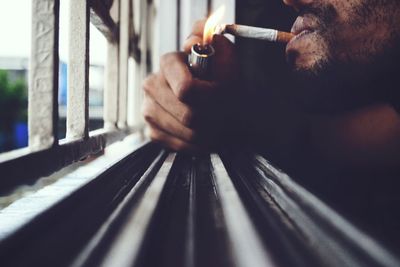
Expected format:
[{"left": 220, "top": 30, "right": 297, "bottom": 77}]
[{"left": 0, "top": 0, "right": 107, "bottom": 65}]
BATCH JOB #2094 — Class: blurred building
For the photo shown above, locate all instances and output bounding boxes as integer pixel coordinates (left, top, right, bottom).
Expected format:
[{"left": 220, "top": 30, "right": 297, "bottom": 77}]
[{"left": 0, "top": 56, "right": 105, "bottom": 147}]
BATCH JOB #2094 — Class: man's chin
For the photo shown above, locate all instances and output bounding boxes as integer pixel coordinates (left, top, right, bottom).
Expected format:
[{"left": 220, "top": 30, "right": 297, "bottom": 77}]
[
  {"left": 289, "top": 62, "right": 380, "bottom": 114},
  {"left": 287, "top": 48, "right": 327, "bottom": 74},
  {"left": 289, "top": 68, "right": 339, "bottom": 113},
  {"left": 289, "top": 60, "right": 351, "bottom": 113}
]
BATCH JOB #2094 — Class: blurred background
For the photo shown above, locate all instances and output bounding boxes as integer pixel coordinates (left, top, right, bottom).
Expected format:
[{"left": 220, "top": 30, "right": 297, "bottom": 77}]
[{"left": 0, "top": 0, "right": 107, "bottom": 153}]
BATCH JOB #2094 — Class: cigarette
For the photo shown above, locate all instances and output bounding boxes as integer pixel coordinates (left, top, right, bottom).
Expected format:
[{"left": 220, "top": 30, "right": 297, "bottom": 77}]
[{"left": 214, "top": 24, "right": 294, "bottom": 43}]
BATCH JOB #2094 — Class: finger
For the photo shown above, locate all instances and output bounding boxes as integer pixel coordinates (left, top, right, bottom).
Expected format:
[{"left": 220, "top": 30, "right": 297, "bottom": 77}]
[
  {"left": 191, "top": 19, "right": 206, "bottom": 37},
  {"left": 143, "top": 73, "right": 194, "bottom": 127},
  {"left": 160, "top": 52, "right": 219, "bottom": 103},
  {"left": 147, "top": 123, "right": 200, "bottom": 153},
  {"left": 160, "top": 52, "right": 193, "bottom": 101},
  {"left": 142, "top": 94, "right": 196, "bottom": 143},
  {"left": 183, "top": 19, "right": 206, "bottom": 52},
  {"left": 184, "top": 36, "right": 238, "bottom": 83}
]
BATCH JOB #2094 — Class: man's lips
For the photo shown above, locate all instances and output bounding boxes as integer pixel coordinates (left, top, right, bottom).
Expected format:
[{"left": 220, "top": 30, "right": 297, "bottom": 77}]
[
  {"left": 291, "top": 16, "right": 316, "bottom": 36},
  {"left": 286, "top": 16, "right": 316, "bottom": 47},
  {"left": 291, "top": 29, "right": 314, "bottom": 41},
  {"left": 286, "top": 29, "right": 315, "bottom": 50}
]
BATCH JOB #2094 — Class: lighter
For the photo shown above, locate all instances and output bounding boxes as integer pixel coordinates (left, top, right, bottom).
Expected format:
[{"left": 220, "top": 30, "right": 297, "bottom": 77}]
[{"left": 188, "top": 43, "right": 215, "bottom": 79}]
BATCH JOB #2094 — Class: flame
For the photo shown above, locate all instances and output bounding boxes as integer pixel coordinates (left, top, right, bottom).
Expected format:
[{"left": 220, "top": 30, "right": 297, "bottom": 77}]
[{"left": 203, "top": 6, "right": 225, "bottom": 44}]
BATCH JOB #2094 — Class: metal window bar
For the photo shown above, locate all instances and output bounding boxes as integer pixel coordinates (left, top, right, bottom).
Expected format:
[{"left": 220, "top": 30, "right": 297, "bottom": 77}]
[
  {"left": 28, "top": 0, "right": 60, "bottom": 151},
  {"left": 0, "top": 0, "right": 147, "bottom": 194},
  {"left": 118, "top": 0, "right": 130, "bottom": 128},
  {"left": 66, "top": 0, "right": 90, "bottom": 140},
  {"left": 103, "top": 0, "right": 120, "bottom": 129}
]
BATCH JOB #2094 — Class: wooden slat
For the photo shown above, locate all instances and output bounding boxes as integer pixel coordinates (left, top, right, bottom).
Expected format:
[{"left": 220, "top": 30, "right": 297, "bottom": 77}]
[
  {"left": 66, "top": 0, "right": 90, "bottom": 140},
  {"left": 221, "top": 153, "right": 313, "bottom": 267},
  {"left": 71, "top": 150, "right": 167, "bottom": 267},
  {"left": 128, "top": 0, "right": 148, "bottom": 126},
  {"left": 104, "top": 43, "right": 119, "bottom": 129},
  {"left": 89, "top": 0, "right": 119, "bottom": 43},
  {"left": 180, "top": 0, "right": 208, "bottom": 48},
  {"left": 137, "top": 0, "right": 149, "bottom": 121},
  {"left": 184, "top": 158, "right": 197, "bottom": 267},
  {"left": 117, "top": 0, "right": 130, "bottom": 128},
  {"left": 0, "top": 138, "right": 148, "bottom": 241},
  {"left": 123, "top": 154, "right": 234, "bottom": 267},
  {"left": 252, "top": 155, "right": 400, "bottom": 267},
  {"left": 127, "top": 0, "right": 139, "bottom": 126},
  {"left": 2, "top": 149, "right": 399, "bottom": 266},
  {"left": 127, "top": 58, "right": 137, "bottom": 126},
  {"left": 104, "top": 0, "right": 120, "bottom": 129},
  {"left": 128, "top": 0, "right": 140, "bottom": 64},
  {"left": 131, "top": 0, "right": 141, "bottom": 51},
  {"left": 0, "top": 127, "right": 142, "bottom": 195},
  {"left": 100, "top": 153, "right": 176, "bottom": 267},
  {"left": 28, "top": 0, "right": 60, "bottom": 151},
  {"left": 151, "top": 0, "right": 178, "bottom": 71},
  {"left": 0, "top": 142, "right": 162, "bottom": 267},
  {"left": 210, "top": 154, "right": 277, "bottom": 267}
]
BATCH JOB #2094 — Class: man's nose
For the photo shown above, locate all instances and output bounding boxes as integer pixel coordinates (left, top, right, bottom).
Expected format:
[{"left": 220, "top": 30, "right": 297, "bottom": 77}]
[{"left": 283, "top": 0, "right": 313, "bottom": 11}]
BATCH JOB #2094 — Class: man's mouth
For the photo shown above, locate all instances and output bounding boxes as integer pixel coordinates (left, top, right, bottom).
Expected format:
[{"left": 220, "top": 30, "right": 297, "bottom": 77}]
[
  {"left": 288, "top": 16, "right": 316, "bottom": 45},
  {"left": 292, "top": 15, "right": 316, "bottom": 33},
  {"left": 290, "top": 29, "right": 314, "bottom": 42}
]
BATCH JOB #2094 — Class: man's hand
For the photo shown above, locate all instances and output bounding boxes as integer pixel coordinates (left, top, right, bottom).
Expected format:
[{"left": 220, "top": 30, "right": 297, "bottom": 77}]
[{"left": 142, "top": 19, "right": 239, "bottom": 152}]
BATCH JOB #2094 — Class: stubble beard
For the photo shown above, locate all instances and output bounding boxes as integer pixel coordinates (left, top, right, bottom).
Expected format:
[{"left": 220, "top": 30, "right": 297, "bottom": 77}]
[{"left": 290, "top": 0, "right": 400, "bottom": 113}]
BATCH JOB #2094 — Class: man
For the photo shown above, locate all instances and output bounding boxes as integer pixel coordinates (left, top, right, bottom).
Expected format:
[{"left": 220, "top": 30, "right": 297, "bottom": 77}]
[
  {"left": 142, "top": 0, "right": 400, "bottom": 251},
  {"left": 142, "top": 0, "right": 400, "bottom": 168}
]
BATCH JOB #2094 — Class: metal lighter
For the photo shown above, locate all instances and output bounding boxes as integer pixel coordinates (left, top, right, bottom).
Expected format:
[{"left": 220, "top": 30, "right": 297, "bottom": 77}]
[{"left": 188, "top": 43, "right": 215, "bottom": 79}]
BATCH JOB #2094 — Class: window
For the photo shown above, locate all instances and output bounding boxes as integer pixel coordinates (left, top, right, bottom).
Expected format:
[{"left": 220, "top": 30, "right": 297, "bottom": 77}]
[
  {"left": 0, "top": 0, "right": 31, "bottom": 153},
  {"left": 0, "top": 0, "right": 148, "bottom": 194}
]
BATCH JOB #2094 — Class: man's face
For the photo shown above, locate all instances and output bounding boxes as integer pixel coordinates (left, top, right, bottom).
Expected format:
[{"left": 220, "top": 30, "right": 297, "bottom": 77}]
[{"left": 284, "top": 0, "right": 400, "bottom": 111}]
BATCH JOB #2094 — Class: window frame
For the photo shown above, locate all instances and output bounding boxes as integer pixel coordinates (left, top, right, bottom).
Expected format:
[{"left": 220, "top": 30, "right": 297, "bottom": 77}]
[{"left": 0, "top": 0, "right": 147, "bottom": 194}]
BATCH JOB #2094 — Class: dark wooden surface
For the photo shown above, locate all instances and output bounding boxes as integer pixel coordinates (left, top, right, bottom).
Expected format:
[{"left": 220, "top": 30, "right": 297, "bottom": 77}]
[{"left": 0, "top": 143, "right": 398, "bottom": 267}]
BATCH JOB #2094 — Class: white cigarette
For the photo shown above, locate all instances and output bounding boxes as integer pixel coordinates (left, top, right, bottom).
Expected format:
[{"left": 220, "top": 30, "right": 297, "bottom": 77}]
[{"left": 214, "top": 24, "right": 294, "bottom": 43}]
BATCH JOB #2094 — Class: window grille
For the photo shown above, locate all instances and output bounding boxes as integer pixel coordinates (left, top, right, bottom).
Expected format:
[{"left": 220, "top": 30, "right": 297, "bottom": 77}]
[
  {"left": 0, "top": 1, "right": 399, "bottom": 267},
  {"left": 0, "top": 0, "right": 148, "bottom": 193}
]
